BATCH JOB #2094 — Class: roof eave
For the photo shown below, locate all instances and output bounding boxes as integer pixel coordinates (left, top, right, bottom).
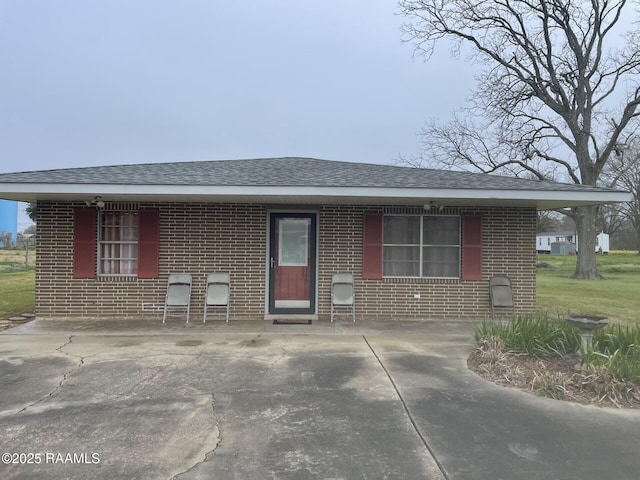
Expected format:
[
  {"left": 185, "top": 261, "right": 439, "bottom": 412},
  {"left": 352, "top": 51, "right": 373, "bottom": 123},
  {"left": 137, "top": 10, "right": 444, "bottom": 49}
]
[{"left": 0, "top": 183, "right": 631, "bottom": 210}]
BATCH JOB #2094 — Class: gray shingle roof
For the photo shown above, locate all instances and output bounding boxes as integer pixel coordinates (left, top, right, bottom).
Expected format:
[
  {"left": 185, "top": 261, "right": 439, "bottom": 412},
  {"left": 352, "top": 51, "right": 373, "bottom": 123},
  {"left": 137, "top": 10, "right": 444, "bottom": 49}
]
[{"left": 0, "top": 157, "right": 621, "bottom": 193}]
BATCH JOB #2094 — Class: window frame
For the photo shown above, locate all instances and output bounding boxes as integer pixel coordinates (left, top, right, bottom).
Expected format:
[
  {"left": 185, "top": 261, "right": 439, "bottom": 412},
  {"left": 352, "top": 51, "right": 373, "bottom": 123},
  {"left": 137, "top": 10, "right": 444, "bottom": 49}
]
[
  {"left": 382, "top": 214, "right": 461, "bottom": 279},
  {"left": 97, "top": 210, "right": 139, "bottom": 277}
]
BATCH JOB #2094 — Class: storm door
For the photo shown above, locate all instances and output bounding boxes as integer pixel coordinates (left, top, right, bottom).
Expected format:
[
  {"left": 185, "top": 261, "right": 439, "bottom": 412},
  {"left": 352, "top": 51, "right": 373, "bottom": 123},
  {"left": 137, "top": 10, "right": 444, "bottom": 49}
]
[{"left": 268, "top": 213, "right": 317, "bottom": 314}]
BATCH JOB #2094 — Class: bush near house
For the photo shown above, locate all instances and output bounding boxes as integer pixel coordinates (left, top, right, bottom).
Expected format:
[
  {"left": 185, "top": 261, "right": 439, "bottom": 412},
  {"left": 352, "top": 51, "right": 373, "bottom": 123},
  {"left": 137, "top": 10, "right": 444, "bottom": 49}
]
[
  {"left": 584, "top": 325, "right": 640, "bottom": 385},
  {"left": 473, "top": 312, "right": 581, "bottom": 356},
  {"left": 471, "top": 313, "right": 640, "bottom": 408}
]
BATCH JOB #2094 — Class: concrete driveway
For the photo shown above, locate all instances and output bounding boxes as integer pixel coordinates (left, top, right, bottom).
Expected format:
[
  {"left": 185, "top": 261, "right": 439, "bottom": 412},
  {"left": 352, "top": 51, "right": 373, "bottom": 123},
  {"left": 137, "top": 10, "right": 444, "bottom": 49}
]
[{"left": 1, "top": 319, "right": 639, "bottom": 479}]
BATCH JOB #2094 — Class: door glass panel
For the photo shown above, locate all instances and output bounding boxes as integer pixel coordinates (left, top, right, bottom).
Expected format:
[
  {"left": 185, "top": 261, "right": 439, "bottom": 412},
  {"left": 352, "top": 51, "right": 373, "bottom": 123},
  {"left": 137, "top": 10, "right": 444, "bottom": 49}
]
[{"left": 278, "top": 218, "right": 310, "bottom": 266}]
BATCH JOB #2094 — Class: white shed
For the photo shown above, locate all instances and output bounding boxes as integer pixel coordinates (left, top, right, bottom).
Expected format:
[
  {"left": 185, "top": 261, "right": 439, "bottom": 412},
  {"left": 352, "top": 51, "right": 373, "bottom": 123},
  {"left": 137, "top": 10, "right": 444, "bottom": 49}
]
[
  {"left": 536, "top": 231, "right": 609, "bottom": 254},
  {"left": 594, "top": 232, "right": 610, "bottom": 254}
]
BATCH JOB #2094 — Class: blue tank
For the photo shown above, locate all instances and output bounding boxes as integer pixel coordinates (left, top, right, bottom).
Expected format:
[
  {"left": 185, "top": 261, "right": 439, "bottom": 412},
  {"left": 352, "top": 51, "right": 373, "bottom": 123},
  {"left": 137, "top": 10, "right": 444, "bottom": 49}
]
[{"left": 0, "top": 200, "right": 18, "bottom": 247}]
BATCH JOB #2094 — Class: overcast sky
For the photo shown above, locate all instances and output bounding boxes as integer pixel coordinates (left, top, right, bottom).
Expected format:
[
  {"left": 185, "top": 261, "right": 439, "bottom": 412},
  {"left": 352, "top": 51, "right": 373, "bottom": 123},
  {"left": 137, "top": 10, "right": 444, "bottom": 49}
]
[{"left": 0, "top": 0, "right": 477, "bottom": 177}]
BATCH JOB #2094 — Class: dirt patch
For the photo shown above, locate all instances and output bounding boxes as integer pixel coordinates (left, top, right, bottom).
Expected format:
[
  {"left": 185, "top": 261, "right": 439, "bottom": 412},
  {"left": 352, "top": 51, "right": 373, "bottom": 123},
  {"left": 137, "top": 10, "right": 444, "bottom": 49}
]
[{"left": 468, "top": 348, "right": 640, "bottom": 409}]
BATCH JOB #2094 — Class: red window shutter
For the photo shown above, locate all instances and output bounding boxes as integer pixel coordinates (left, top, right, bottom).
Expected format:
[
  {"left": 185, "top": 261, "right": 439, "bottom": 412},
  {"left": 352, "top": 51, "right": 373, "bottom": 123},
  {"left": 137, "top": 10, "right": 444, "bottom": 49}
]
[
  {"left": 363, "top": 213, "right": 383, "bottom": 280},
  {"left": 462, "top": 214, "right": 483, "bottom": 280},
  {"left": 137, "top": 209, "right": 160, "bottom": 278},
  {"left": 73, "top": 208, "right": 97, "bottom": 279}
]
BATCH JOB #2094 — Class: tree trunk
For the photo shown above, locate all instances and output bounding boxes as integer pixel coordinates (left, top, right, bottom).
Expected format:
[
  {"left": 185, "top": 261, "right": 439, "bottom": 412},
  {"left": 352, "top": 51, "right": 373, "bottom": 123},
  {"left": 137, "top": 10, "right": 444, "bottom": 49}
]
[{"left": 572, "top": 205, "right": 603, "bottom": 279}]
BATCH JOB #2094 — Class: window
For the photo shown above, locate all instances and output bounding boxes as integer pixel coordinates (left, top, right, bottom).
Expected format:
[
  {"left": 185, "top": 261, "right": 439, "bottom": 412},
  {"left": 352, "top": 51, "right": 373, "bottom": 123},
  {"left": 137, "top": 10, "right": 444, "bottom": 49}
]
[
  {"left": 74, "top": 208, "right": 159, "bottom": 279},
  {"left": 278, "top": 218, "right": 310, "bottom": 266},
  {"left": 98, "top": 211, "right": 139, "bottom": 275},
  {"left": 383, "top": 215, "right": 461, "bottom": 278}
]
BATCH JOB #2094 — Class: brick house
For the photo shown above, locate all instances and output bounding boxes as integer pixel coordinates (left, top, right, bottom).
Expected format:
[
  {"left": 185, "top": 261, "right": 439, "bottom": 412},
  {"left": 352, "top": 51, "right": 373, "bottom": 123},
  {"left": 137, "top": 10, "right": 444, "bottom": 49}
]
[{"left": 0, "top": 158, "right": 629, "bottom": 321}]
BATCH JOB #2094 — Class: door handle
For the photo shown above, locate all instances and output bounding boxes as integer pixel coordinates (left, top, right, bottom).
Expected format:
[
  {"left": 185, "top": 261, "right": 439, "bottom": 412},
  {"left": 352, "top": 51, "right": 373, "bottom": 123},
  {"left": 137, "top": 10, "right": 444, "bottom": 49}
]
[{"left": 270, "top": 257, "right": 276, "bottom": 269}]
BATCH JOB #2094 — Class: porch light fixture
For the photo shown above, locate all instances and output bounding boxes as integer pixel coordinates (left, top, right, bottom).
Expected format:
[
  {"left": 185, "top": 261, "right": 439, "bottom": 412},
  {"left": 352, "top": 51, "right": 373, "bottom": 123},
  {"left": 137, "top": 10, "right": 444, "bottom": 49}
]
[
  {"left": 86, "top": 196, "right": 105, "bottom": 208},
  {"left": 423, "top": 201, "right": 445, "bottom": 212}
]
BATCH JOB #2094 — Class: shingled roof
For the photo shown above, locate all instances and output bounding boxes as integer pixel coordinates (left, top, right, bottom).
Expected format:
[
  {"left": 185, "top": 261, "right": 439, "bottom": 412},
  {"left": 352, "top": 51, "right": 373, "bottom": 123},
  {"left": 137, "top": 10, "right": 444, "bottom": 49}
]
[{"left": 0, "top": 157, "right": 630, "bottom": 209}]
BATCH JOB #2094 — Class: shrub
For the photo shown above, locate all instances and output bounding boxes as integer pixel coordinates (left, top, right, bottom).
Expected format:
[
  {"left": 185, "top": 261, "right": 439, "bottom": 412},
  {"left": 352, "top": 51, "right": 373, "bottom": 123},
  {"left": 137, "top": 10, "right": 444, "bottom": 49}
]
[
  {"left": 474, "top": 312, "right": 582, "bottom": 357},
  {"left": 531, "top": 371, "right": 570, "bottom": 399},
  {"left": 582, "top": 325, "right": 640, "bottom": 384},
  {"left": 475, "top": 336, "right": 506, "bottom": 365}
]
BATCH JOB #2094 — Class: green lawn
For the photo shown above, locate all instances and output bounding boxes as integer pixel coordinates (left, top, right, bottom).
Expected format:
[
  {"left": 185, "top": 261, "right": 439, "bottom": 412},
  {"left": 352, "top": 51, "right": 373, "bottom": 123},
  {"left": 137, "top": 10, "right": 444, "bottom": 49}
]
[
  {"left": 537, "top": 252, "right": 640, "bottom": 326},
  {"left": 0, "top": 269, "right": 36, "bottom": 318},
  {"left": 0, "top": 249, "right": 35, "bottom": 318}
]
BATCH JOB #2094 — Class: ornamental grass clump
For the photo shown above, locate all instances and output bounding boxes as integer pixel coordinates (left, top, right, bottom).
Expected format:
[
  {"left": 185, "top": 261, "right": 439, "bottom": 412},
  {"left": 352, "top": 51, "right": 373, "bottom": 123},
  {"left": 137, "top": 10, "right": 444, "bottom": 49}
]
[
  {"left": 582, "top": 325, "right": 640, "bottom": 385},
  {"left": 471, "top": 313, "right": 640, "bottom": 407},
  {"left": 475, "top": 336, "right": 507, "bottom": 365},
  {"left": 474, "top": 312, "right": 581, "bottom": 357}
]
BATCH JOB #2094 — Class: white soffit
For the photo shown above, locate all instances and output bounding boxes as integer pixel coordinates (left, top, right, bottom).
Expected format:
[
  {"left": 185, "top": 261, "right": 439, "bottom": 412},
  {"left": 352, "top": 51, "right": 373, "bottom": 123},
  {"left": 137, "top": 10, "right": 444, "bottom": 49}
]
[{"left": 0, "top": 183, "right": 631, "bottom": 209}]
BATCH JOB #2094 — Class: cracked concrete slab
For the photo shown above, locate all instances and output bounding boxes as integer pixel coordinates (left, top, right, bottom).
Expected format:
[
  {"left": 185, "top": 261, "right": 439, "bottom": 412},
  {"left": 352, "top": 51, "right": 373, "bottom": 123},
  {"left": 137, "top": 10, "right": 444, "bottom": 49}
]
[
  {"left": 0, "top": 356, "right": 76, "bottom": 416},
  {"left": 0, "top": 333, "right": 444, "bottom": 480},
  {"left": 179, "top": 388, "right": 440, "bottom": 480},
  {"left": 364, "top": 335, "right": 640, "bottom": 480},
  {"left": 2, "top": 395, "right": 218, "bottom": 480},
  {"left": 1, "top": 326, "right": 639, "bottom": 480}
]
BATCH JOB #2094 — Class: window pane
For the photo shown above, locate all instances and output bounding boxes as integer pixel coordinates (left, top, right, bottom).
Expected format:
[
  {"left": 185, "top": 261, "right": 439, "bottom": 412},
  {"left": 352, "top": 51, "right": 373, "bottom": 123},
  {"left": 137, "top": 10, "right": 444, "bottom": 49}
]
[
  {"left": 278, "top": 218, "right": 309, "bottom": 266},
  {"left": 101, "top": 212, "right": 116, "bottom": 241},
  {"left": 99, "top": 211, "right": 139, "bottom": 275},
  {"left": 100, "top": 243, "right": 115, "bottom": 274},
  {"left": 384, "top": 216, "right": 420, "bottom": 244},
  {"left": 423, "top": 217, "right": 460, "bottom": 245},
  {"left": 120, "top": 244, "right": 138, "bottom": 275},
  {"left": 383, "top": 246, "right": 420, "bottom": 276},
  {"left": 120, "top": 227, "right": 137, "bottom": 241},
  {"left": 423, "top": 246, "right": 459, "bottom": 277}
]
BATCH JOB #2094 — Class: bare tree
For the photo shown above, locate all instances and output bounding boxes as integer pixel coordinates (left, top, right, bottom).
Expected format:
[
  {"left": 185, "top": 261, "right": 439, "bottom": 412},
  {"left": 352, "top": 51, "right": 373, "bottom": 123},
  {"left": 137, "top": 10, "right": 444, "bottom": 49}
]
[
  {"left": 609, "top": 140, "right": 640, "bottom": 253},
  {"left": 597, "top": 202, "right": 626, "bottom": 237},
  {"left": 537, "top": 210, "right": 561, "bottom": 233},
  {"left": 399, "top": 0, "right": 640, "bottom": 278}
]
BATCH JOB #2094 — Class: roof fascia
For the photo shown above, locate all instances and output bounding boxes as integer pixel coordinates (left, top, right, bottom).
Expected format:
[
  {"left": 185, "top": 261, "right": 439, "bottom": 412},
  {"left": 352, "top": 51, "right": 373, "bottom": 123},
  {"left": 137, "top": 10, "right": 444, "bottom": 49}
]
[{"left": 0, "top": 183, "right": 631, "bottom": 207}]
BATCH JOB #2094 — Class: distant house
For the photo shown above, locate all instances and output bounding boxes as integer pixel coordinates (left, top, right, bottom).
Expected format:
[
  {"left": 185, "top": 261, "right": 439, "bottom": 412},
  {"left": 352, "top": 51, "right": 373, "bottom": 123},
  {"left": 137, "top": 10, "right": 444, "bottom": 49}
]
[
  {"left": 536, "top": 231, "right": 609, "bottom": 254},
  {"left": 0, "top": 158, "right": 629, "bottom": 321}
]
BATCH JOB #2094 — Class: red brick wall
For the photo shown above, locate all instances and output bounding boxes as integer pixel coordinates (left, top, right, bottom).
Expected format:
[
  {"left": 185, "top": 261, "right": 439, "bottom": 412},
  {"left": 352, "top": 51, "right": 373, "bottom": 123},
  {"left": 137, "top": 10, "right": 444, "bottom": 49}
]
[
  {"left": 318, "top": 205, "right": 536, "bottom": 319},
  {"left": 35, "top": 202, "right": 536, "bottom": 320}
]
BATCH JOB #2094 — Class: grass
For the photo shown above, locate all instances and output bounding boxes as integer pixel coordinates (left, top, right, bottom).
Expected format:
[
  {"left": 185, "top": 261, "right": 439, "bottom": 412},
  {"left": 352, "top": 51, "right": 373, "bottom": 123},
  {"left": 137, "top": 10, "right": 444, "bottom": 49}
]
[
  {"left": 537, "top": 251, "right": 640, "bottom": 326},
  {"left": 0, "top": 247, "right": 32, "bottom": 270},
  {"left": 0, "top": 249, "right": 35, "bottom": 319},
  {"left": 0, "top": 269, "right": 35, "bottom": 318}
]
